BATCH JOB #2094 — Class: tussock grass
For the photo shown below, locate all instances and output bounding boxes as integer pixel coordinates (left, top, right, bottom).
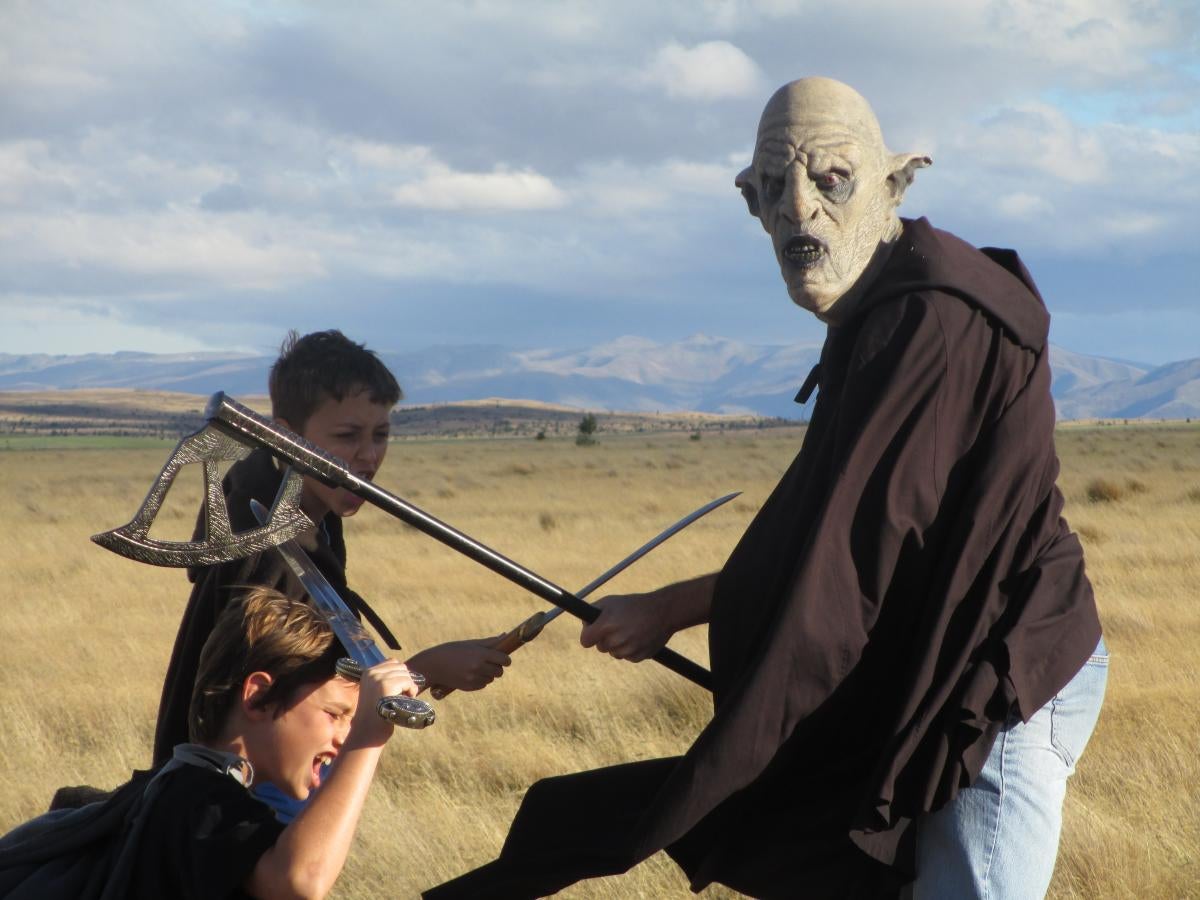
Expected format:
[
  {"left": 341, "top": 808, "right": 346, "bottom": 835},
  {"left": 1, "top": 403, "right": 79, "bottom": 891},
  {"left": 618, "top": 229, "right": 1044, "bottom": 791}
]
[
  {"left": 1085, "top": 477, "right": 1126, "bottom": 503},
  {"left": 1, "top": 423, "right": 1197, "bottom": 898}
]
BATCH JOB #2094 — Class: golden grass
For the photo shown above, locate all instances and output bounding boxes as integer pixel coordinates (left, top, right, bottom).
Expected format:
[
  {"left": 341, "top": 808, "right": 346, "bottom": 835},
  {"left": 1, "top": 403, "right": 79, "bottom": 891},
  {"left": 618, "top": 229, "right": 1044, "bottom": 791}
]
[{"left": 1, "top": 423, "right": 1197, "bottom": 898}]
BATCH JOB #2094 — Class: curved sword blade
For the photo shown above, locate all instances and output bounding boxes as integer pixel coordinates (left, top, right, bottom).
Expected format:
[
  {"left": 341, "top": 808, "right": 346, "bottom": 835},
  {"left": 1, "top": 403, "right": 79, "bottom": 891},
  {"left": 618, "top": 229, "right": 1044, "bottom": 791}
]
[{"left": 539, "top": 490, "right": 741, "bottom": 628}]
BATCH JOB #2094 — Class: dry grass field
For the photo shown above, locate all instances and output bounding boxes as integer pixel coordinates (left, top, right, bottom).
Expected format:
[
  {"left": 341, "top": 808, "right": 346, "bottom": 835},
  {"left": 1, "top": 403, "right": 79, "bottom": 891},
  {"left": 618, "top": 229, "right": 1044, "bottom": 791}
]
[{"left": 1, "top": 422, "right": 1197, "bottom": 898}]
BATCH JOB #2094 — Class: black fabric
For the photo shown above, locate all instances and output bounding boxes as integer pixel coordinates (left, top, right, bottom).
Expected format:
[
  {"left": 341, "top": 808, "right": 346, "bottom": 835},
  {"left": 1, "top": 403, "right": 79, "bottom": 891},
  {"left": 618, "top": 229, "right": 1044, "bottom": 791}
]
[
  {"left": 425, "top": 218, "right": 1101, "bottom": 899},
  {"left": 153, "top": 447, "right": 400, "bottom": 765},
  {"left": 1, "top": 754, "right": 281, "bottom": 900},
  {"left": 127, "top": 765, "right": 282, "bottom": 899}
]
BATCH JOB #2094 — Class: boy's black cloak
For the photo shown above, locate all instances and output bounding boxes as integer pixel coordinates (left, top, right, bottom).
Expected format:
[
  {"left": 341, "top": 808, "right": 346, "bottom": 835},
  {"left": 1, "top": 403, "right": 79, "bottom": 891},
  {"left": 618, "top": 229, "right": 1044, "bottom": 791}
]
[{"left": 425, "top": 219, "right": 1102, "bottom": 899}]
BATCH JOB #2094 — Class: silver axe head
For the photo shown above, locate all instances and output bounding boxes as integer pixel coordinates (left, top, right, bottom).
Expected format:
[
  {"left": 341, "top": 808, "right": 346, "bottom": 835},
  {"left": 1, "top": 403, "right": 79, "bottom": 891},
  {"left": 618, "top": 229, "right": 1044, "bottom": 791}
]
[{"left": 91, "top": 423, "right": 315, "bottom": 568}]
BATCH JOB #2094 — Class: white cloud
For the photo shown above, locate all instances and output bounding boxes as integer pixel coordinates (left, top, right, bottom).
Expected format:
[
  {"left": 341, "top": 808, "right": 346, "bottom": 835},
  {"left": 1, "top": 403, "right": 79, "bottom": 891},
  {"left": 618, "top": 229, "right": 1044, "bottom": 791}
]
[
  {"left": 0, "top": 294, "right": 219, "bottom": 355},
  {"left": 341, "top": 140, "right": 434, "bottom": 172},
  {"left": 968, "top": 104, "right": 1110, "bottom": 185},
  {"left": 0, "top": 0, "right": 1195, "bottom": 359},
  {"left": 641, "top": 40, "right": 765, "bottom": 100},
  {"left": 0, "top": 141, "right": 79, "bottom": 203},
  {"left": 391, "top": 165, "right": 567, "bottom": 211},
  {"left": 996, "top": 192, "right": 1054, "bottom": 221},
  {"left": 661, "top": 160, "right": 735, "bottom": 196},
  {"left": 2, "top": 212, "right": 325, "bottom": 289}
]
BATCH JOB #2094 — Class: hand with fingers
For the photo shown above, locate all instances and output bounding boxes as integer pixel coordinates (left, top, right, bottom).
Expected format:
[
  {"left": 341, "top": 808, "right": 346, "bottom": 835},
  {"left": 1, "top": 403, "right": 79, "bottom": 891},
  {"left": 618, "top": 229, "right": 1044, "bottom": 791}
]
[
  {"left": 579, "top": 592, "right": 674, "bottom": 662},
  {"left": 350, "top": 659, "right": 422, "bottom": 747},
  {"left": 580, "top": 573, "right": 719, "bottom": 662},
  {"left": 408, "top": 639, "right": 512, "bottom": 694}
]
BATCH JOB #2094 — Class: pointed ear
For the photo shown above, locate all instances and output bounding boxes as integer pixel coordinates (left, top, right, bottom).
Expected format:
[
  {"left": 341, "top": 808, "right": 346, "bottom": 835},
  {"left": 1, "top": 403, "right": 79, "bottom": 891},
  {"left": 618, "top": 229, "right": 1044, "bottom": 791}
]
[
  {"left": 241, "top": 671, "right": 275, "bottom": 720},
  {"left": 734, "top": 166, "right": 760, "bottom": 218},
  {"left": 886, "top": 153, "right": 931, "bottom": 205}
]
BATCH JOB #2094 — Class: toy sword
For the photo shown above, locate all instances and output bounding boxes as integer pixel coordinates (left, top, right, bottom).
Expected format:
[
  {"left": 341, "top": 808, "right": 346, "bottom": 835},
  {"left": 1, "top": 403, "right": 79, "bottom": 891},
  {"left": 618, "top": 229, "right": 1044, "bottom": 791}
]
[
  {"left": 92, "top": 392, "right": 717, "bottom": 691},
  {"left": 249, "top": 499, "right": 435, "bottom": 730},
  {"left": 429, "top": 491, "right": 739, "bottom": 698}
]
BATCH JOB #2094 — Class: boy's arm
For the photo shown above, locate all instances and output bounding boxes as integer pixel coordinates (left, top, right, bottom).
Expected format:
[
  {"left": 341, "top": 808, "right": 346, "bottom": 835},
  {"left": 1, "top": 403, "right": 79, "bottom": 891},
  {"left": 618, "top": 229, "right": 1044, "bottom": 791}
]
[
  {"left": 406, "top": 639, "right": 511, "bottom": 692},
  {"left": 245, "top": 661, "right": 416, "bottom": 900}
]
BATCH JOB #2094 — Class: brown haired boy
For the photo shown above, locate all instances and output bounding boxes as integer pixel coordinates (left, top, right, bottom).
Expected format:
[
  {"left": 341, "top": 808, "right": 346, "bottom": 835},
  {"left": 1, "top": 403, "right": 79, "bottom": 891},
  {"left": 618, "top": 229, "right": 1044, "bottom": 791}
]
[
  {"left": 155, "top": 329, "right": 510, "bottom": 765},
  {"left": 1, "top": 587, "right": 418, "bottom": 899}
]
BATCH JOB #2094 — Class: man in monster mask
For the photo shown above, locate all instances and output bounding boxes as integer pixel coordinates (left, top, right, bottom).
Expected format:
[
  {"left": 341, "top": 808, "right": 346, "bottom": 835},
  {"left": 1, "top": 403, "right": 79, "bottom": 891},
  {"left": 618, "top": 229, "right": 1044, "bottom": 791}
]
[{"left": 426, "top": 77, "right": 1107, "bottom": 899}]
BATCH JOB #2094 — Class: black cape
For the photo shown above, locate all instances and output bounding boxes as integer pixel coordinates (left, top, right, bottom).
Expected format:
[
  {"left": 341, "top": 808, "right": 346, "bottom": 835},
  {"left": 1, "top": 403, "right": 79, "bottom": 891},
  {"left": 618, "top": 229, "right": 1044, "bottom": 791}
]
[
  {"left": 153, "top": 448, "right": 400, "bottom": 765},
  {"left": 0, "top": 746, "right": 281, "bottom": 900},
  {"left": 425, "top": 219, "right": 1102, "bottom": 899}
]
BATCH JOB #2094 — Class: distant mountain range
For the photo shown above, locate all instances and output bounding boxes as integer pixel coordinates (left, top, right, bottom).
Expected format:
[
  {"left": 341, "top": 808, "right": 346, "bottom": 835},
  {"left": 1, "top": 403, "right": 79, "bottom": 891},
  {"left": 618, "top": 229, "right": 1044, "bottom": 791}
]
[{"left": 1, "top": 336, "right": 1196, "bottom": 420}]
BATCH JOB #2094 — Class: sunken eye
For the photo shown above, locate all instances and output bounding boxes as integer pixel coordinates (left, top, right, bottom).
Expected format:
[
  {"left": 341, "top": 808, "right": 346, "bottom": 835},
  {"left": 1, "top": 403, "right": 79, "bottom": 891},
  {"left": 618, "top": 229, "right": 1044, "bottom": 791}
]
[
  {"left": 813, "top": 171, "right": 853, "bottom": 202},
  {"left": 762, "top": 175, "right": 785, "bottom": 201}
]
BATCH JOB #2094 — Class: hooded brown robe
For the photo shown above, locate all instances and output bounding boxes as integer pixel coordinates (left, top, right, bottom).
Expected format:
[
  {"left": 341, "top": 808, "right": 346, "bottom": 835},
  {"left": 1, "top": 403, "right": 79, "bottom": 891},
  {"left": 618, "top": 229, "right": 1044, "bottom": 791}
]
[
  {"left": 152, "top": 448, "right": 400, "bottom": 766},
  {"left": 424, "top": 218, "right": 1102, "bottom": 899}
]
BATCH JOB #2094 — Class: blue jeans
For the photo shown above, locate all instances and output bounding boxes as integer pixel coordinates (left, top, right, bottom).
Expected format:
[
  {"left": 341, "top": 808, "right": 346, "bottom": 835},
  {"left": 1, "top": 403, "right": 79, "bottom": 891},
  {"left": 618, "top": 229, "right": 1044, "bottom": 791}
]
[{"left": 911, "top": 638, "right": 1108, "bottom": 899}]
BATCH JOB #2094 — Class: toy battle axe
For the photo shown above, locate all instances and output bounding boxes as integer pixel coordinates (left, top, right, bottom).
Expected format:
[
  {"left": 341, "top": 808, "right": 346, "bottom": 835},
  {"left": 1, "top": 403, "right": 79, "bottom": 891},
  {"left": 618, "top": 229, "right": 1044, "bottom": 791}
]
[{"left": 93, "top": 392, "right": 714, "bottom": 691}]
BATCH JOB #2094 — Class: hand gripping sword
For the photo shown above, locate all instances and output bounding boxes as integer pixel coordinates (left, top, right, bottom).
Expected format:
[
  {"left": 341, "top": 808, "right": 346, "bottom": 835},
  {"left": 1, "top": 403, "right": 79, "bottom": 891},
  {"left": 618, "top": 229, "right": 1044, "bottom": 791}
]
[
  {"left": 92, "top": 392, "right": 717, "bottom": 691},
  {"left": 248, "top": 499, "right": 435, "bottom": 730},
  {"left": 429, "top": 491, "right": 739, "bottom": 699}
]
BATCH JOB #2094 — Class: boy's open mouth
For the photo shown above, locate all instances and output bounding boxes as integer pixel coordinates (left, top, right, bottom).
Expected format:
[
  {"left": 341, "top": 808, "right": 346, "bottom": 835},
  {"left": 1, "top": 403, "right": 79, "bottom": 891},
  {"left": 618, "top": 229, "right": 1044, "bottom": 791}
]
[{"left": 312, "top": 752, "right": 335, "bottom": 787}]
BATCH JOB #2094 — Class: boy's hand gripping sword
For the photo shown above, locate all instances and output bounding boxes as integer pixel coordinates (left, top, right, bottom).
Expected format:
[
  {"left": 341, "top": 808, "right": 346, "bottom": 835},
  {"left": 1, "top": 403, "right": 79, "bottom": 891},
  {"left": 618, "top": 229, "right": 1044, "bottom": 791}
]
[
  {"left": 92, "top": 392, "right": 718, "bottom": 691},
  {"left": 248, "top": 499, "right": 435, "bottom": 730}
]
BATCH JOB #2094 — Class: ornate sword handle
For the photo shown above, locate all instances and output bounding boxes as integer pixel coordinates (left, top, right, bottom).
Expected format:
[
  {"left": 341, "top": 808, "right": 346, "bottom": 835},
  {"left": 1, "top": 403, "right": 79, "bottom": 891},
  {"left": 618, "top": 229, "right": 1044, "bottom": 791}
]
[
  {"left": 376, "top": 696, "right": 437, "bottom": 730},
  {"left": 334, "top": 658, "right": 436, "bottom": 729}
]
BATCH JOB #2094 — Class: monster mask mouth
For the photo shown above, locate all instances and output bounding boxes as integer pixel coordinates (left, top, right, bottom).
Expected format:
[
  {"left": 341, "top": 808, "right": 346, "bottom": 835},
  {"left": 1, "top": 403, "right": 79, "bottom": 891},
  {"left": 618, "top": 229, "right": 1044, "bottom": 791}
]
[{"left": 783, "top": 235, "right": 825, "bottom": 269}]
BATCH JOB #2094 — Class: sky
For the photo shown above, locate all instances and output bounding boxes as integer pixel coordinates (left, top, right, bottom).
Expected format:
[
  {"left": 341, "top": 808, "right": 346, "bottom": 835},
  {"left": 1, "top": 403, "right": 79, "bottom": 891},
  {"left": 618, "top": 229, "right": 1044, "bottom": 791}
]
[{"left": 1, "top": 0, "right": 1197, "bottom": 365}]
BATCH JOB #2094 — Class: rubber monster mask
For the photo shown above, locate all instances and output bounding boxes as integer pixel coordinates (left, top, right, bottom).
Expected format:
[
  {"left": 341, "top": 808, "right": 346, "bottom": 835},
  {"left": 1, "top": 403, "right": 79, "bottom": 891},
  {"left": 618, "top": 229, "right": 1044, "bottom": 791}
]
[{"left": 736, "top": 77, "right": 931, "bottom": 323}]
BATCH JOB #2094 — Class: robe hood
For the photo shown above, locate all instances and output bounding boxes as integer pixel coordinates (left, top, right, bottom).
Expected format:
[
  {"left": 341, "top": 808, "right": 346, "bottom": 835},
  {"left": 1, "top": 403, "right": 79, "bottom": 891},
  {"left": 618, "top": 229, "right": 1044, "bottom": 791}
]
[{"left": 865, "top": 217, "right": 1050, "bottom": 354}]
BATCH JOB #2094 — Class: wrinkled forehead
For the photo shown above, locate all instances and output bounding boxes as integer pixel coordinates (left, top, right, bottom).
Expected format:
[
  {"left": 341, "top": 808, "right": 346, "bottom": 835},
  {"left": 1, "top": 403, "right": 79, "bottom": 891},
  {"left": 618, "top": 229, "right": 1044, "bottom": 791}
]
[{"left": 753, "top": 121, "right": 873, "bottom": 173}]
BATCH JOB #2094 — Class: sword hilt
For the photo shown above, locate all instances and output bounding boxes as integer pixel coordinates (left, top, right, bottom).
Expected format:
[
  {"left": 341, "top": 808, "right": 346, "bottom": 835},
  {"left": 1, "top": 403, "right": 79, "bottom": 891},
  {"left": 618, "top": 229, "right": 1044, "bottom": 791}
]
[
  {"left": 335, "top": 658, "right": 436, "bottom": 729},
  {"left": 429, "top": 613, "right": 550, "bottom": 700}
]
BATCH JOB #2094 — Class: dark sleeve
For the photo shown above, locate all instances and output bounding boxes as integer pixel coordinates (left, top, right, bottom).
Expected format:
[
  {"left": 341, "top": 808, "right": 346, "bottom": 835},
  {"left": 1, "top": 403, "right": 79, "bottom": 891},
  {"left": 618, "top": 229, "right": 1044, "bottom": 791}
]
[
  {"left": 132, "top": 768, "right": 284, "bottom": 900},
  {"left": 153, "top": 560, "right": 251, "bottom": 765}
]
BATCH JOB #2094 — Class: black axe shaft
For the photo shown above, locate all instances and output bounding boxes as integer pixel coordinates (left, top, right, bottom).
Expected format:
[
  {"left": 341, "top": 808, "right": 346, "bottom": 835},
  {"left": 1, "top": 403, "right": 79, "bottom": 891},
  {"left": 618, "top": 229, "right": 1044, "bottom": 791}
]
[{"left": 205, "top": 392, "right": 713, "bottom": 691}]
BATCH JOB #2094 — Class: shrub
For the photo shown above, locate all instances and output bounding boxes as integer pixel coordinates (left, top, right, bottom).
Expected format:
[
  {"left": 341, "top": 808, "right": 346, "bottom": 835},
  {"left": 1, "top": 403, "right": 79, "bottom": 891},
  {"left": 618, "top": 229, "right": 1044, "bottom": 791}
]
[
  {"left": 1086, "top": 478, "right": 1125, "bottom": 503},
  {"left": 576, "top": 413, "right": 598, "bottom": 446}
]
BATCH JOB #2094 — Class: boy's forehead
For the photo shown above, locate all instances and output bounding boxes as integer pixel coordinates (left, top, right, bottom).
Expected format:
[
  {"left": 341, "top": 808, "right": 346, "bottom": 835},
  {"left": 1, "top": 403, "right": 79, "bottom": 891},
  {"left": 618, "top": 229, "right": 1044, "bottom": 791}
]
[
  {"left": 308, "top": 387, "right": 394, "bottom": 420},
  {"left": 316, "top": 676, "right": 360, "bottom": 708}
]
